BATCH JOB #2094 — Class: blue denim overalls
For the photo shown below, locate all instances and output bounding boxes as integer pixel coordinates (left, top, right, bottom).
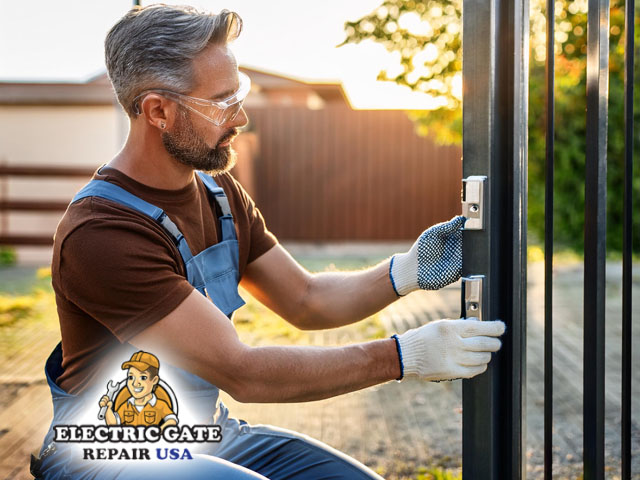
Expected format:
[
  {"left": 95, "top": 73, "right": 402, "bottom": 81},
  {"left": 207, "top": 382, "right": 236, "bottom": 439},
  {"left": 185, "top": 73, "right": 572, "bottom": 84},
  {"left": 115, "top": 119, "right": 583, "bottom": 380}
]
[{"left": 36, "top": 171, "right": 382, "bottom": 480}]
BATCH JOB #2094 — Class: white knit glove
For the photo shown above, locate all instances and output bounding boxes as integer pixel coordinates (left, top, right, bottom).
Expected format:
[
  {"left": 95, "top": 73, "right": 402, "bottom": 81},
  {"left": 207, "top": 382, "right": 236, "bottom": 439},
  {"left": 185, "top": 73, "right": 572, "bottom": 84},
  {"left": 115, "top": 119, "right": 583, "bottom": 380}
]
[
  {"left": 392, "top": 318, "right": 505, "bottom": 381},
  {"left": 390, "top": 216, "right": 465, "bottom": 296}
]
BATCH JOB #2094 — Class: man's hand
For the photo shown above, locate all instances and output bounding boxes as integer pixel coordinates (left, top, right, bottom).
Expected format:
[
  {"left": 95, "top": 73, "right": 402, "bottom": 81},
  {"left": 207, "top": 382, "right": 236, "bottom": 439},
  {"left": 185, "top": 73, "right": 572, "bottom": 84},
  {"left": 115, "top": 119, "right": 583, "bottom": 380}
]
[
  {"left": 98, "top": 395, "right": 113, "bottom": 410},
  {"left": 99, "top": 395, "right": 117, "bottom": 425},
  {"left": 389, "top": 216, "right": 465, "bottom": 296},
  {"left": 395, "top": 318, "right": 505, "bottom": 381}
]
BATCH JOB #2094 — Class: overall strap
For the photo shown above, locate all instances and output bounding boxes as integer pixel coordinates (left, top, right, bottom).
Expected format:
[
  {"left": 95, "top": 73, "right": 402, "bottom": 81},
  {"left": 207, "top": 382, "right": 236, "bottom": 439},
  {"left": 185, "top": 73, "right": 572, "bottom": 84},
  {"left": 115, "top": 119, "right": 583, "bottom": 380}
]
[
  {"left": 72, "top": 180, "right": 195, "bottom": 264},
  {"left": 196, "top": 172, "right": 237, "bottom": 242}
]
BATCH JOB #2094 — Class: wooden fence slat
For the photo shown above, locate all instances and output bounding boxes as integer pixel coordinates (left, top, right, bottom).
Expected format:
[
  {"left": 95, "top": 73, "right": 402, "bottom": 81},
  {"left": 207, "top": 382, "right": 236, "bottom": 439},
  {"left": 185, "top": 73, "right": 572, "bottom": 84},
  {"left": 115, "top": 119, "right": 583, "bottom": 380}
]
[
  {"left": 247, "top": 106, "right": 461, "bottom": 241},
  {"left": 0, "top": 166, "right": 94, "bottom": 177},
  {"left": 0, "top": 235, "right": 53, "bottom": 245},
  {"left": 0, "top": 201, "right": 68, "bottom": 212}
]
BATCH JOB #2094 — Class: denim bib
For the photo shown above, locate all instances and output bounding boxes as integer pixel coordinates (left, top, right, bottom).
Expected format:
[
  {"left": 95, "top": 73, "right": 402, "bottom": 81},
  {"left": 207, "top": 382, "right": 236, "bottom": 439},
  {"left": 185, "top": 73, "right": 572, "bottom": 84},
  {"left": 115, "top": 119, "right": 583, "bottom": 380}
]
[
  {"left": 38, "top": 171, "right": 245, "bottom": 477},
  {"left": 70, "top": 171, "right": 245, "bottom": 315}
]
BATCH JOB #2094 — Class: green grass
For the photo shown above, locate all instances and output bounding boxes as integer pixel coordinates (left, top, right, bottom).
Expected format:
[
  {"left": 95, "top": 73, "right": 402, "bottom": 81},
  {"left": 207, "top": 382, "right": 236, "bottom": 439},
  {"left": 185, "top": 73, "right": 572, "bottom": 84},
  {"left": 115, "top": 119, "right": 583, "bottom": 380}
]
[
  {"left": 233, "top": 289, "right": 309, "bottom": 345},
  {"left": 0, "top": 245, "right": 17, "bottom": 266},
  {"left": 418, "top": 468, "right": 462, "bottom": 480},
  {"left": 372, "top": 464, "right": 461, "bottom": 480},
  {"left": 0, "top": 267, "right": 59, "bottom": 362}
]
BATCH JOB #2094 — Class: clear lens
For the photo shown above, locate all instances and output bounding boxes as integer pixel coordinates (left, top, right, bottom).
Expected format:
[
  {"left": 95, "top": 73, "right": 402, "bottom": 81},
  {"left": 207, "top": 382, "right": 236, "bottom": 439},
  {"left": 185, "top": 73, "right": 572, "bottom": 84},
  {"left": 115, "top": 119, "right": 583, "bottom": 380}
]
[
  {"left": 218, "top": 101, "right": 243, "bottom": 124},
  {"left": 217, "top": 72, "right": 251, "bottom": 108},
  {"left": 133, "top": 72, "right": 251, "bottom": 126},
  {"left": 192, "top": 95, "right": 245, "bottom": 126}
]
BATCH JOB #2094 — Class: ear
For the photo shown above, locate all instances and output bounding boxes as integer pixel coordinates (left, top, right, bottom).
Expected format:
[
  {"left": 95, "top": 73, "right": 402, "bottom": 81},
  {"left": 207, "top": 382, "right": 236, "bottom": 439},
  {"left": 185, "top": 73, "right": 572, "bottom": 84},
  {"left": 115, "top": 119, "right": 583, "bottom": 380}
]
[
  {"left": 152, "top": 376, "right": 159, "bottom": 386},
  {"left": 137, "top": 93, "right": 175, "bottom": 131}
]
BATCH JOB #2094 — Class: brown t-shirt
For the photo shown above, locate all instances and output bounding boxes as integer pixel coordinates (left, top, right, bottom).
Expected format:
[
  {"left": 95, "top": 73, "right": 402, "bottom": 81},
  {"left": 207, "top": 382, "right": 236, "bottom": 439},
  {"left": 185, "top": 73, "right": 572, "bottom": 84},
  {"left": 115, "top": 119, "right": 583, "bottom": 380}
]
[{"left": 52, "top": 166, "right": 277, "bottom": 393}]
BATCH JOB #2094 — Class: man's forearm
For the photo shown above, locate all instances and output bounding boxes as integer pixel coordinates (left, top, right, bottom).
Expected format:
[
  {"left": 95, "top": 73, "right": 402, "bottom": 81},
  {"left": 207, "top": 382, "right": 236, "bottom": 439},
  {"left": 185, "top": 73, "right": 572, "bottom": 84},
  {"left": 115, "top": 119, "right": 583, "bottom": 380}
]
[
  {"left": 132, "top": 291, "right": 503, "bottom": 405},
  {"left": 227, "top": 338, "right": 401, "bottom": 403},
  {"left": 296, "top": 258, "right": 398, "bottom": 330},
  {"left": 241, "top": 245, "right": 399, "bottom": 330},
  {"left": 132, "top": 290, "right": 402, "bottom": 404}
]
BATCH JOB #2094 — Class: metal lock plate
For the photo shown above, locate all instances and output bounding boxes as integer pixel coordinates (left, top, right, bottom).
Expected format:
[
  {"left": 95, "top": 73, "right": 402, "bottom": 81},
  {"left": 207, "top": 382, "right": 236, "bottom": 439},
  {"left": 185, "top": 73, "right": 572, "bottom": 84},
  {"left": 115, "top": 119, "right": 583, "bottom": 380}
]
[
  {"left": 462, "top": 275, "right": 484, "bottom": 321},
  {"left": 461, "top": 176, "right": 487, "bottom": 230}
]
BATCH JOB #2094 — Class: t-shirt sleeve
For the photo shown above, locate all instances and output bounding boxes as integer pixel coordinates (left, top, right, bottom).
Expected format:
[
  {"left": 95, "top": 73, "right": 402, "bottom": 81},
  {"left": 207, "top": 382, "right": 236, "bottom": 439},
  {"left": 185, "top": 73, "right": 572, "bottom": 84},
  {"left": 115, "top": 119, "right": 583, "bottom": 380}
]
[
  {"left": 114, "top": 404, "right": 125, "bottom": 425},
  {"left": 158, "top": 400, "right": 177, "bottom": 424},
  {"left": 225, "top": 174, "right": 278, "bottom": 264},
  {"left": 57, "top": 215, "right": 195, "bottom": 343}
]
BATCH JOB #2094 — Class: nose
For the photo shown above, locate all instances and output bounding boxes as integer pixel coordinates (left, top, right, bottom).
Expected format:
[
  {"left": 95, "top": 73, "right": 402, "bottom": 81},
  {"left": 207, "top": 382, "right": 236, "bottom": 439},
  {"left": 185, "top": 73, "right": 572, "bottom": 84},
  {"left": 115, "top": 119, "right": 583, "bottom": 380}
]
[{"left": 231, "top": 107, "right": 248, "bottom": 129}]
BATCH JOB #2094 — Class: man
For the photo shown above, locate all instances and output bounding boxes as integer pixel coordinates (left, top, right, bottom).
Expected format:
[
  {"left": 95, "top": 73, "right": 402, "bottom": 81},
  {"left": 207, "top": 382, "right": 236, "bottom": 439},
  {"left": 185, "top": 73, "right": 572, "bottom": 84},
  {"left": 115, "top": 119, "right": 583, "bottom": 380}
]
[
  {"left": 99, "top": 351, "right": 178, "bottom": 429},
  {"left": 35, "top": 5, "right": 505, "bottom": 479}
]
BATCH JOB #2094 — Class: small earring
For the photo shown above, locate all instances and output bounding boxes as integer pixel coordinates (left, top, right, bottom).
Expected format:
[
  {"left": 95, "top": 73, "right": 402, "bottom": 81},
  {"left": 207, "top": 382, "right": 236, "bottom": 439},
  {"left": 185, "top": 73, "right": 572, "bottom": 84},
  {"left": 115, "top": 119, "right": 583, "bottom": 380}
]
[{"left": 160, "top": 122, "right": 166, "bottom": 129}]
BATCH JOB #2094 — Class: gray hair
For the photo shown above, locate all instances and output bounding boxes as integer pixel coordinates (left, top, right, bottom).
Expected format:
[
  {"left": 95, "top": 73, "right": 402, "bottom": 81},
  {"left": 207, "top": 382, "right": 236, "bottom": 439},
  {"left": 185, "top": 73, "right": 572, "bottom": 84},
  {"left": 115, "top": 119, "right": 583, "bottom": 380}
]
[{"left": 105, "top": 4, "right": 242, "bottom": 117}]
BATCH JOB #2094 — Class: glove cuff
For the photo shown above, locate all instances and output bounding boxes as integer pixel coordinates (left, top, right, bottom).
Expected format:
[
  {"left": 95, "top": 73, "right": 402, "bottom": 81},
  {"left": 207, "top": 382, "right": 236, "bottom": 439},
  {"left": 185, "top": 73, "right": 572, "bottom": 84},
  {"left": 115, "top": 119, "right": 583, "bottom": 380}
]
[
  {"left": 397, "top": 328, "right": 423, "bottom": 376},
  {"left": 390, "top": 252, "right": 418, "bottom": 296},
  {"left": 390, "top": 334, "right": 404, "bottom": 381}
]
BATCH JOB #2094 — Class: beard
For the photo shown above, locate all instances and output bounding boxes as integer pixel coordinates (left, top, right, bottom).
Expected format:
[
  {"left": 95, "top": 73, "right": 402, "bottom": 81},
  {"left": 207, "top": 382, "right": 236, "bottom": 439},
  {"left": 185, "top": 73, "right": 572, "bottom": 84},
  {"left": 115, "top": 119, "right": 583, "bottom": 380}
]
[{"left": 161, "top": 106, "right": 237, "bottom": 175}]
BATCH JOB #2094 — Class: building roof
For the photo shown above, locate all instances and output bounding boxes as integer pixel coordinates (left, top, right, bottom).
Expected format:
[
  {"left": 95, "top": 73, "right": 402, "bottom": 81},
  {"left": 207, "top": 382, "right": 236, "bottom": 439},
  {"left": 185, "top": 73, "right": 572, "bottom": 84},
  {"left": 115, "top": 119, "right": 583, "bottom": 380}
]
[
  {"left": 0, "top": 67, "right": 351, "bottom": 108},
  {"left": 239, "top": 66, "right": 348, "bottom": 104},
  {"left": 0, "top": 76, "right": 117, "bottom": 106}
]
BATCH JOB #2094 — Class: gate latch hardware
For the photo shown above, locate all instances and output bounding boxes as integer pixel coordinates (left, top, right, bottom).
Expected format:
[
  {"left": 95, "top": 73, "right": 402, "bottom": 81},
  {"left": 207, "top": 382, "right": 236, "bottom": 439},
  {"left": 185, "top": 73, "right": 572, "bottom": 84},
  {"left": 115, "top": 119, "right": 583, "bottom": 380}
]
[
  {"left": 461, "top": 176, "right": 487, "bottom": 230},
  {"left": 462, "top": 275, "right": 484, "bottom": 321}
]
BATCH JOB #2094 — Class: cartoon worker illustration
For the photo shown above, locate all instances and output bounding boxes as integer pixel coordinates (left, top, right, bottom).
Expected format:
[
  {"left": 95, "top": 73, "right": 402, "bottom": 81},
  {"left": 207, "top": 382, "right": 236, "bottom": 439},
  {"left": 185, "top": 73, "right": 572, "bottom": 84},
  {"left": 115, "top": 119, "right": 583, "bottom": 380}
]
[{"left": 98, "top": 351, "right": 178, "bottom": 429}]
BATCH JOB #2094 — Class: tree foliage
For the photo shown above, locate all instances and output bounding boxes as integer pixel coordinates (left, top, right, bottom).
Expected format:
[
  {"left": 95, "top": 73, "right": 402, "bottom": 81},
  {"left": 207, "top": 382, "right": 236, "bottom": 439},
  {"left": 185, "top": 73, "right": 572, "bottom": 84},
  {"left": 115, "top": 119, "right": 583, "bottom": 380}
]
[
  {"left": 342, "top": 0, "right": 640, "bottom": 253},
  {"left": 341, "top": 0, "right": 463, "bottom": 143}
]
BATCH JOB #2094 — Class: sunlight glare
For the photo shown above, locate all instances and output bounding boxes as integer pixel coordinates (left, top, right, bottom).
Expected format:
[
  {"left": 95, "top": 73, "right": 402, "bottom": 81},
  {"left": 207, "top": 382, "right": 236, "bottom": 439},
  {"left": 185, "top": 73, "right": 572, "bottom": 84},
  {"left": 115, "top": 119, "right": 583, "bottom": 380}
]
[
  {"left": 452, "top": 73, "right": 462, "bottom": 100},
  {"left": 398, "top": 11, "right": 433, "bottom": 37},
  {"left": 424, "top": 44, "right": 439, "bottom": 63}
]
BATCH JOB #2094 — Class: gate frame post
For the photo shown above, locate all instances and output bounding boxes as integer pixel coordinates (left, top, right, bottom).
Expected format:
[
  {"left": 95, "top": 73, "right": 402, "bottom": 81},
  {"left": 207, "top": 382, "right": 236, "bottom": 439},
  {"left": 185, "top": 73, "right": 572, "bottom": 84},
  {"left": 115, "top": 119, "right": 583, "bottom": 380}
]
[
  {"left": 461, "top": 0, "right": 529, "bottom": 478},
  {"left": 583, "top": 0, "right": 609, "bottom": 477}
]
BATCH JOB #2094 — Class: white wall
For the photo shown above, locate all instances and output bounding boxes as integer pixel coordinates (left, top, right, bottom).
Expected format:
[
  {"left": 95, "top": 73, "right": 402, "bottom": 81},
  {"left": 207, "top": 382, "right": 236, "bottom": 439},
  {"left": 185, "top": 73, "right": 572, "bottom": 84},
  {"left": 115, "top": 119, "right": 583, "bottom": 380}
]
[
  {"left": 0, "top": 105, "right": 126, "bottom": 166},
  {"left": 0, "top": 105, "right": 128, "bottom": 264}
]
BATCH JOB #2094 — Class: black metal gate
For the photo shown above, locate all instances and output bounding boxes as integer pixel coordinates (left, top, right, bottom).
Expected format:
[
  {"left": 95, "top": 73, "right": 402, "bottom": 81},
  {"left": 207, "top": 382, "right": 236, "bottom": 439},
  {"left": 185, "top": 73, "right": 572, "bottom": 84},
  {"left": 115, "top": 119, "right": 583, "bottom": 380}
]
[{"left": 461, "top": 0, "right": 634, "bottom": 478}]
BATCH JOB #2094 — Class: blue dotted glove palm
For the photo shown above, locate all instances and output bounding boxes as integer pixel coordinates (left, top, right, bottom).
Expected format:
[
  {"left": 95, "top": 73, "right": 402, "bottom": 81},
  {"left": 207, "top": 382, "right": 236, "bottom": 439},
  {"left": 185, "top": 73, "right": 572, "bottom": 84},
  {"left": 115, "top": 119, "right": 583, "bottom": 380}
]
[{"left": 389, "top": 216, "right": 465, "bottom": 296}]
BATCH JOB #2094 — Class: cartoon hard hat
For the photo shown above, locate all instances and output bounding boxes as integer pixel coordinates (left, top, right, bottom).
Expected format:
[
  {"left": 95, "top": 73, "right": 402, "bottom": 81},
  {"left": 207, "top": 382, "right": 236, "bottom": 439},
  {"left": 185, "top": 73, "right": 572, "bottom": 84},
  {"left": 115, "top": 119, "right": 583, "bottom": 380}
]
[{"left": 121, "top": 351, "right": 160, "bottom": 372}]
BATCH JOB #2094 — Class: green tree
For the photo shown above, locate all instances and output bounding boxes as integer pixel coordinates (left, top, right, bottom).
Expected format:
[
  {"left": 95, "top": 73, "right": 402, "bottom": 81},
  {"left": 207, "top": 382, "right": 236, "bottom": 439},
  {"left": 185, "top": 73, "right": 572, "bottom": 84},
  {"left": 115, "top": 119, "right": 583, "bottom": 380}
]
[
  {"left": 341, "top": 0, "right": 463, "bottom": 144},
  {"left": 341, "top": 0, "right": 640, "bottom": 253}
]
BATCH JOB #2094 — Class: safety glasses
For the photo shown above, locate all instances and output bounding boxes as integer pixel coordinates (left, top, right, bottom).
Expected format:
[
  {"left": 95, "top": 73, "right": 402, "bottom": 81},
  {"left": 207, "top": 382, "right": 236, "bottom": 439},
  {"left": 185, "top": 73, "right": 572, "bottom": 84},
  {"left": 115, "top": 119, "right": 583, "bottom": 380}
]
[{"left": 133, "top": 72, "right": 251, "bottom": 126}]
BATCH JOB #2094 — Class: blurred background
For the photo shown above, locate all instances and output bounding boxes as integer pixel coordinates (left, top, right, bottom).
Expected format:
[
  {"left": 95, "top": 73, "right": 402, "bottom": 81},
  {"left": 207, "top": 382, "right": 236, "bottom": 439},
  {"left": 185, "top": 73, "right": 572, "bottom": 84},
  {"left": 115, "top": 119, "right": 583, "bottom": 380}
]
[
  {"left": 0, "top": 0, "right": 463, "bottom": 264},
  {"left": 0, "top": 1, "right": 639, "bottom": 479}
]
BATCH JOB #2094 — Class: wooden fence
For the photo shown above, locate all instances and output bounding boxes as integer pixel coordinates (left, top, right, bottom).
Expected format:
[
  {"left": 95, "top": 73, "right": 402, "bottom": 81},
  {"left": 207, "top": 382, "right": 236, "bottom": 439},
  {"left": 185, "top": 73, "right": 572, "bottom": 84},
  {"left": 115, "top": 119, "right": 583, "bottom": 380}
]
[
  {"left": 246, "top": 105, "right": 462, "bottom": 241},
  {"left": 0, "top": 108, "right": 462, "bottom": 247},
  {"left": 0, "top": 164, "right": 95, "bottom": 246}
]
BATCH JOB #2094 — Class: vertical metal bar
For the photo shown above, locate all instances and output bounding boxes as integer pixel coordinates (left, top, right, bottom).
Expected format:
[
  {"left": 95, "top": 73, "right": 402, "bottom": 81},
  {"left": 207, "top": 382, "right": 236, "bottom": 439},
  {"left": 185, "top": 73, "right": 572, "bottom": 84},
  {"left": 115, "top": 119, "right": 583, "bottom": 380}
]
[
  {"left": 584, "top": 0, "right": 609, "bottom": 478},
  {"left": 510, "top": 3, "right": 529, "bottom": 476},
  {"left": 621, "top": 0, "right": 634, "bottom": 477},
  {"left": 544, "top": 0, "right": 555, "bottom": 477},
  {"left": 461, "top": 0, "right": 528, "bottom": 478},
  {"left": 461, "top": 5, "right": 496, "bottom": 474}
]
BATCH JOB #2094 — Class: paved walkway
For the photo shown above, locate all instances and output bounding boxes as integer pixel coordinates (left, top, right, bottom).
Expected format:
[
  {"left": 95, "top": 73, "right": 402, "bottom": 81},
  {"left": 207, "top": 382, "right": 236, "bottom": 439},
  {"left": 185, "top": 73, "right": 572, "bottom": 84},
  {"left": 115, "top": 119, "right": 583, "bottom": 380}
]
[
  {"left": 0, "top": 297, "right": 58, "bottom": 480},
  {"left": 525, "top": 262, "right": 640, "bottom": 478},
  {"left": 1, "top": 262, "right": 639, "bottom": 479}
]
